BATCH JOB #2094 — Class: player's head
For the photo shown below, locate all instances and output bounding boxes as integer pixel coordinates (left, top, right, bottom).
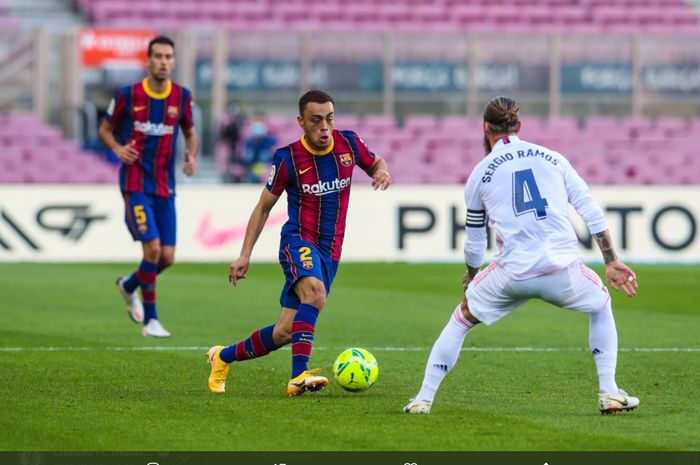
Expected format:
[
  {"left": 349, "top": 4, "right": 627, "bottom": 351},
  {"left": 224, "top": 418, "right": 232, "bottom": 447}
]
[
  {"left": 482, "top": 96, "right": 521, "bottom": 154},
  {"left": 147, "top": 36, "right": 176, "bottom": 82},
  {"left": 297, "top": 90, "right": 335, "bottom": 151}
]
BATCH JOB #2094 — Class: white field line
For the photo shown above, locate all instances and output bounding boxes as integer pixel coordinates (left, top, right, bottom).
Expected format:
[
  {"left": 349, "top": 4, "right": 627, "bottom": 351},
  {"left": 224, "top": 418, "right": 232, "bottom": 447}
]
[{"left": 0, "top": 346, "right": 698, "bottom": 353}]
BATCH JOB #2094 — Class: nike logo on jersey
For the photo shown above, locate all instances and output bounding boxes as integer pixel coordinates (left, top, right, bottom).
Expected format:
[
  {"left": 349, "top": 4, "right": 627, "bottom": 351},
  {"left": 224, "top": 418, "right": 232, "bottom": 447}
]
[
  {"left": 299, "top": 167, "right": 312, "bottom": 175},
  {"left": 133, "top": 106, "right": 146, "bottom": 112}
]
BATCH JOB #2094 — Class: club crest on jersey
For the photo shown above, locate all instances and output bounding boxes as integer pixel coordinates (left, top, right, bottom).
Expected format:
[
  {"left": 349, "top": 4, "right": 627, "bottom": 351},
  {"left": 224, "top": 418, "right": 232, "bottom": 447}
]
[
  {"left": 302, "top": 260, "right": 313, "bottom": 270},
  {"left": 338, "top": 153, "right": 353, "bottom": 167},
  {"left": 167, "top": 105, "right": 179, "bottom": 118},
  {"left": 138, "top": 224, "right": 148, "bottom": 234}
]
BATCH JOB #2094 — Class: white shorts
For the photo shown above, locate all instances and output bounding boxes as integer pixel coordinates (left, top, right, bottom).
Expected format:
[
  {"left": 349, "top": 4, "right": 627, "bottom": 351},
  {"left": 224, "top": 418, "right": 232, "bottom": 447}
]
[{"left": 466, "top": 259, "right": 611, "bottom": 326}]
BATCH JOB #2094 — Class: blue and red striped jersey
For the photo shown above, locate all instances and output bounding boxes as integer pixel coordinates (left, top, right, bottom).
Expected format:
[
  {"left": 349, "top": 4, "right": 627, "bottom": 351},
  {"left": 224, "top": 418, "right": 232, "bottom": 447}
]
[
  {"left": 106, "top": 78, "right": 194, "bottom": 197},
  {"left": 266, "top": 129, "right": 377, "bottom": 261}
]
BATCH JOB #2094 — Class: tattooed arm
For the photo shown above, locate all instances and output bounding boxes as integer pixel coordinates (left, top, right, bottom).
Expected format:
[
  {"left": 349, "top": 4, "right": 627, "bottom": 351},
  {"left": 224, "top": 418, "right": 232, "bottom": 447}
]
[
  {"left": 593, "top": 229, "right": 638, "bottom": 297},
  {"left": 592, "top": 229, "right": 618, "bottom": 265}
]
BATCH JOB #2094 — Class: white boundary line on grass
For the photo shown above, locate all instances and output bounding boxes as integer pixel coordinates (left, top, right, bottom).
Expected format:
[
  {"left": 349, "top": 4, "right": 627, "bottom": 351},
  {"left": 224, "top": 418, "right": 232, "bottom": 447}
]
[{"left": 0, "top": 346, "right": 698, "bottom": 353}]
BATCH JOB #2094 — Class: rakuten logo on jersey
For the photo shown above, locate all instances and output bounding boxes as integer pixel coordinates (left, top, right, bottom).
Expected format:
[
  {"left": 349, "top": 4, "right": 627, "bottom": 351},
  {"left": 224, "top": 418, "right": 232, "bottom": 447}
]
[
  {"left": 301, "top": 177, "right": 352, "bottom": 196},
  {"left": 133, "top": 121, "right": 175, "bottom": 136}
]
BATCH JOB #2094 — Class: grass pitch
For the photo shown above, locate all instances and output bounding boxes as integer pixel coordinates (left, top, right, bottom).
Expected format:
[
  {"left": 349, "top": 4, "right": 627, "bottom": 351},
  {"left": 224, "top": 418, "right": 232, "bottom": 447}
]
[{"left": 0, "top": 262, "right": 698, "bottom": 451}]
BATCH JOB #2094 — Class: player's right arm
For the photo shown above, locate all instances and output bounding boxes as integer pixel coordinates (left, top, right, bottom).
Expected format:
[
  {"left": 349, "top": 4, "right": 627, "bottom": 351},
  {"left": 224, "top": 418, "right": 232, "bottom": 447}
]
[
  {"left": 229, "top": 188, "right": 280, "bottom": 286},
  {"left": 463, "top": 170, "right": 487, "bottom": 291},
  {"left": 229, "top": 149, "right": 290, "bottom": 286},
  {"left": 563, "top": 158, "right": 638, "bottom": 297},
  {"left": 97, "top": 91, "right": 139, "bottom": 164}
]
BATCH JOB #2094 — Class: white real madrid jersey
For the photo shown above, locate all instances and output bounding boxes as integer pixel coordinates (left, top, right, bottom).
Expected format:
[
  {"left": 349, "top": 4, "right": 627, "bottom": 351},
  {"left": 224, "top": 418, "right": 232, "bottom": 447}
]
[{"left": 463, "top": 135, "right": 607, "bottom": 280}]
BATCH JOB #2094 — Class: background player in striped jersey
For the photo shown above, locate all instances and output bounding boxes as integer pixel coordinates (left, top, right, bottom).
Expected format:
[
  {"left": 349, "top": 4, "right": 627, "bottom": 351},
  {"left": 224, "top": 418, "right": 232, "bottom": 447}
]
[
  {"left": 404, "top": 96, "right": 640, "bottom": 415},
  {"left": 98, "top": 36, "right": 198, "bottom": 338},
  {"left": 206, "top": 90, "right": 391, "bottom": 396}
]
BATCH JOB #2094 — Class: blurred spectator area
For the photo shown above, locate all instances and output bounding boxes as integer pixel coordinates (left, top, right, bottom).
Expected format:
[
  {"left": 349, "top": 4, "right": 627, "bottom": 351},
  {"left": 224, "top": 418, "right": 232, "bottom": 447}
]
[
  {"left": 76, "top": 0, "right": 700, "bottom": 33},
  {"left": 216, "top": 113, "right": 700, "bottom": 185},
  {"left": 0, "top": 113, "right": 118, "bottom": 183},
  {"left": 0, "top": 111, "right": 697, "bottom": 186}
]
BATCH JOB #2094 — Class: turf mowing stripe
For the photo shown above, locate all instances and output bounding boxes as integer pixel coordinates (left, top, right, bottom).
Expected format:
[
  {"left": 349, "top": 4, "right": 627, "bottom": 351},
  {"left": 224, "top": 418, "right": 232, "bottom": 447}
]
[{"left": 0, "top": 346, "right": 698, "bottom": 353}]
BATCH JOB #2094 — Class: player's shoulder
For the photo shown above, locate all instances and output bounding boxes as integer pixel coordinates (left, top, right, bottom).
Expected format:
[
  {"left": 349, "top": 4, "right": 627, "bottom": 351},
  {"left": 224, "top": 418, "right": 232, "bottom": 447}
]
[
  {"left": 336, "top": 129, "right": 364, "bottom": 142},
  {"left": 470, "top": 153, "right": 492, "bottom": 173},
  {"left": 170, "top": 81, "right": 192, "bottom": 97},
  {"left": 466, "top": 157, "right": 489, "bottom": 187},
  {"left": 337, "top": 128, "right": 358, "bottom": 137},
  {"left": 335, "top": 129, "right": 372, "bottom": 154},
  {"left": 272, "top": 144, "right": 294, "bottom": 162},
  {"left": 113, "top": 84, "right": 133, "bottom": 99},
  {"left": 519, "top": 138, "right": 568, "bottom": 163}
]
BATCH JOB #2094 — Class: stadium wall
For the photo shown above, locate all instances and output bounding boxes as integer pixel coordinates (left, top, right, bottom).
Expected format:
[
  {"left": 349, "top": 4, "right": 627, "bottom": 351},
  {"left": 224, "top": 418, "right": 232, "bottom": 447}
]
[{"left": 0, "top": 185, "right": 697, "bottom": 263}]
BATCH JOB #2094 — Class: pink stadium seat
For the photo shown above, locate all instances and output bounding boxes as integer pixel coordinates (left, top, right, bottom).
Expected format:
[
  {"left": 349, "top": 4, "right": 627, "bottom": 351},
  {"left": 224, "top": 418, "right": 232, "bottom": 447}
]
[
  {"left": 403, "top": 115, "right": 439, "bottom": 135},
  {"left": 75, "top": 0, "right": 700, "bottom": 32},
  {"left": 333, "top": 115, "right": 361, "bottom": 130},
  {"left": 0, "top": 113, "right": 117, "bottom": 184}
]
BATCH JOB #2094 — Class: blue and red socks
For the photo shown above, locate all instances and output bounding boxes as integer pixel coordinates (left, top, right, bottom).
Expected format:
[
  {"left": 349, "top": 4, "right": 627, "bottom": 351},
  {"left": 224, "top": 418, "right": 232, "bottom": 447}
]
[
  {"left": 122, "top": 263, "right": 167, "bottom": 294},
  {"left": 219, "top": 324, "right": 280, "bottom": 363},
  {"left": 135, "top": 260, "right": 158, "bottom": 324},
  {"left": 290, "top": 304, "right": 320, "bottom": 378},
  {"left": 217, "top": 304, "right": 320, "bottom": 376},
  {"left": 122, "top": 272, "right": 139, "bottom": 294}
]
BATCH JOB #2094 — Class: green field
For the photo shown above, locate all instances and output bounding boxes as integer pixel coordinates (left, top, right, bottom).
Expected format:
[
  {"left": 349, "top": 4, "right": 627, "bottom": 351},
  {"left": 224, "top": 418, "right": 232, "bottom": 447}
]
[{"left": 0, "top": 263, "right": 698, "bottom": 451}]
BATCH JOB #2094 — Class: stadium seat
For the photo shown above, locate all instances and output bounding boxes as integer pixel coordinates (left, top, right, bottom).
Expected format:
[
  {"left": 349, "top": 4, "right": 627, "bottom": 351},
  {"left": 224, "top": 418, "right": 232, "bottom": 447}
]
[
  {"left": 0, "top": 113, "right": 118, "bottom": 184},
  {"left": 74, "top": 0, "right": 700, "bottom": 32}
]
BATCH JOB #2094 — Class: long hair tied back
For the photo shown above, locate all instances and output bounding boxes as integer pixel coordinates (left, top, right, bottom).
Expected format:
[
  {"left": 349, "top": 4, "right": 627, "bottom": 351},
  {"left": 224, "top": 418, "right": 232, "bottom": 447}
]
[{"left": 483, "top": 96, "right": 520, "bottom": 134}]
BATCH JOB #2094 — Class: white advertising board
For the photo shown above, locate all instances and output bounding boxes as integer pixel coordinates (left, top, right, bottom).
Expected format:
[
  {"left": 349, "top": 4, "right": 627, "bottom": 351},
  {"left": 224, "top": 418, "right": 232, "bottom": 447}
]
[{"left": 0, "top": 185, "right": 698, "bottom": 263}]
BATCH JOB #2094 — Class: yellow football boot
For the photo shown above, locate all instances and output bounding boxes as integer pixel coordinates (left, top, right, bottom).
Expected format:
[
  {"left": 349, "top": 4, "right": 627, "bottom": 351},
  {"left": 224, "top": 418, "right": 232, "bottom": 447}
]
[
  {"left": 287, "top": 368, "right": 328, "bottom": 396},
  {"left": 207, "top": 345, "right": 230, "bottom": 393}
]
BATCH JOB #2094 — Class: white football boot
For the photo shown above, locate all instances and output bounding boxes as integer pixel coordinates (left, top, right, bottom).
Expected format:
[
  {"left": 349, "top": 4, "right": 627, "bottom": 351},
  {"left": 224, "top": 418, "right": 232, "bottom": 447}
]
[
  {"left": 142, "top": 319, "right": 171, "bottom": 338},
  {"left": 599, "top": 389, "right": 640, "bottom": 415},
  {"left": 403, "top": 398, "right": 432, "bottom": 414},
  {"left": 116, "top": 277, "right": 144, "bottom": 323}
]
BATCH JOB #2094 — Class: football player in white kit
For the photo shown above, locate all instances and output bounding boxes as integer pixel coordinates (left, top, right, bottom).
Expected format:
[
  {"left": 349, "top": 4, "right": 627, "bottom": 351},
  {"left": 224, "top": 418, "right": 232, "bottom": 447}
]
[{"left": 404, "top": 96, "right": 640, "bottom": 415}]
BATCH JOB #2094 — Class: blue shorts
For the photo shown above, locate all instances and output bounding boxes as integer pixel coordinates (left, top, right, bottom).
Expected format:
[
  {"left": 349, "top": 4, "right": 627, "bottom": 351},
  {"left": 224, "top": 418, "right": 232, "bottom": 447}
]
[
  {"left": 279, "top": 239, "right": 339, "bottom": 309},
  {"left": 123, "top": 192, "right": 176, "bottom": 246}
]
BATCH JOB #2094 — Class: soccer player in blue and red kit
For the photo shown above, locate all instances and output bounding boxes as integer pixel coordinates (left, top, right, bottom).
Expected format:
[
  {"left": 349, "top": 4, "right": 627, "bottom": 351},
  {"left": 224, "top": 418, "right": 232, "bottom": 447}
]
[
  {"left": 98, "top": 36, "right": 198, "bottom": 338},
  {"left": 206, "top": 90, "right": 392, "bottom": 395}
]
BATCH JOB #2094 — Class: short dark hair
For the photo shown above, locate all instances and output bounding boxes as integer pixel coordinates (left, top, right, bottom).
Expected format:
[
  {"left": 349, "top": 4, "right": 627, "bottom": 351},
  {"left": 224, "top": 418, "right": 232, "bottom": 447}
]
[
  {"left": 298, "top": 90, "right": 334, "bottom": 115},
  {"left": 148, "top": 36, "right": 175, "bottom": 57}
]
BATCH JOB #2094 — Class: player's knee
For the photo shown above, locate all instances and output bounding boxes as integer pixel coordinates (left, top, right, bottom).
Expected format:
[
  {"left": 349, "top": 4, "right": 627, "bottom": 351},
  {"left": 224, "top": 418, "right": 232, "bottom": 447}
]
[
  {"left": 460, "top": 299, "right": 481, "bottom": 325},
  {"left": 273, "top": 324, "right": 292, "bottom": 345},
  {"left": 143, "top": 243, "right": 161, "bottom": 262},
  {"left": 159, "top": 254, "right": 175, "bottom": 269},
  {"left": 302, "top": 290, "right": 326, "bottom": 310},
  {"left": 296, "top": 279, "right": 327, "bottom": 310}
]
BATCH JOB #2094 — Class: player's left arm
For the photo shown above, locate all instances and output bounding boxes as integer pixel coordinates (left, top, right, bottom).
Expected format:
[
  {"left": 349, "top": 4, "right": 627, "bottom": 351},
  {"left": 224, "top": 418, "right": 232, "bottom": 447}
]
[
  {"left": 367, "top": 156, "right": 392, "bottom": 190},
  {"left": 182, "top": 126, "right": 199, "bottom": 177},
  {"left": 564, "top": 158, "right": 637, "bottom": 296},
  {"left": 352, "top": 132, "right": 392, "bottom": 190},
  {"left": 181, "top": 90, "right": 199, "bottom": 176}
]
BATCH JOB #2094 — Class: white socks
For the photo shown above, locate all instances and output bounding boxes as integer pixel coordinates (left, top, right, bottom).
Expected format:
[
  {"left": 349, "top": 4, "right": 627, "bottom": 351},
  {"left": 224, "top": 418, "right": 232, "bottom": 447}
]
[
  {"left": 414, "top": 301, "right": 619, "bottom": 404},
  {"left": 589, "top": 302, "right": 619, "bottom": 394},
  {"left": 415, "top": 304, "right": 474, "bottom": 404}
]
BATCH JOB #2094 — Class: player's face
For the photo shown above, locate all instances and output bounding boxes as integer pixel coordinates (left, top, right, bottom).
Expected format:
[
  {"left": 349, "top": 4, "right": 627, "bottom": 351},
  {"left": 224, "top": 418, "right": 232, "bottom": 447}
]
[
  {"left": 147, "top": 44, "right": 175, "bottom": 82},
  {"left": 298, "top": 102, "right": 334, "bottom": 151}
]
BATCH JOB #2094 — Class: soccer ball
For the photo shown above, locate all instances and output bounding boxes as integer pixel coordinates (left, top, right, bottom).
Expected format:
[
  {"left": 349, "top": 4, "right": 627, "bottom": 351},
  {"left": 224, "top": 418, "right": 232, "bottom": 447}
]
[{"left": 332, "top": 347, "right": 379, "bottom": 392}]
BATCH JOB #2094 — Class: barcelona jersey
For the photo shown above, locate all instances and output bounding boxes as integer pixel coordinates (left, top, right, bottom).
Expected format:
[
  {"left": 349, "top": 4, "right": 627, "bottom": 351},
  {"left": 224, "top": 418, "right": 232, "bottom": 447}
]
[
  {"left": 106, "top": 78, "right": 194, "bottom": 197},
  {"left": 266, "top": 129, "right": 377, "bottom": 261}
]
